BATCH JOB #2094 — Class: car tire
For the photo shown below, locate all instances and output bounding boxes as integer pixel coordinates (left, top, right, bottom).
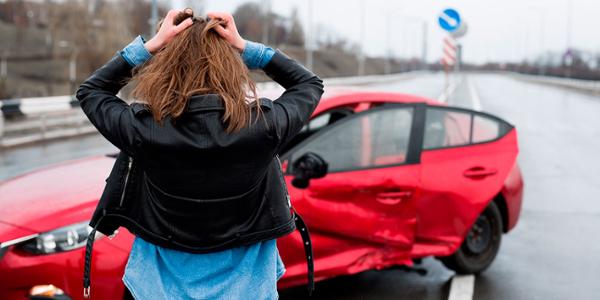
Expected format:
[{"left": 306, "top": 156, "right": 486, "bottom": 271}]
[{"left": 439, "top": 201, "right": 503, "bottom": 274}]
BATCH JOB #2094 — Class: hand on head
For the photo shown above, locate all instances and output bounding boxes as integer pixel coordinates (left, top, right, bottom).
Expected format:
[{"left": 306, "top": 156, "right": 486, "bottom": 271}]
[
  {"left": 144, "top": 10, "right": 245, "bottom": 55},
  {"left": 207, "top": 12, "right": 246, "bottom": 53},
  {"left": 144, "top": 9, "right": 194, "bottom": 54}
]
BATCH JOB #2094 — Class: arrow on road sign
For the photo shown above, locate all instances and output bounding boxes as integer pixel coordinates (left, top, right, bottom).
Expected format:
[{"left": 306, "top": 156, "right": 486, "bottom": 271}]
[{"left": 438, "top": 8, "right": 461, "bottom": 32}]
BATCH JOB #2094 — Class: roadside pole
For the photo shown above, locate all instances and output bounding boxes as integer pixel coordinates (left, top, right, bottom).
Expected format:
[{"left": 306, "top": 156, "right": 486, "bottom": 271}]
[
  {"left": 149, "top": 0, "right": 158, "bottom": 37},
  {"left": 441, "top": 36, "right": 456, "bottom": 91},
  {"left": 421, "top": 22, "right": 428, "bottom": 69},
  {"left": 357, "top": 0, "right": 366, "bottom": 76},
  {"left": 444, "top": 62, "right": 449, "bottom": 91},
  {"left": 69, "top": 50, "right": 78, "bottom": 95},
  {"left": 385, "top": 12, "right": 391, "bottom": 75},
  {"left": 455, "top": 44, "right": 462, "bottom": 73},
  {"left": 451, "top": 23, "right": 467, "bottom": 73},
  {"left": 0, "top": 51, "right": 6, "bottom": 79},
  {"left": 261, "top": 0, "right": 270, "bottom": 45},
  {"left": 0, "top": 51, "right": 5, "bottom": 141},
  {"left": 305, "top": 0, "right": 314, "bottom": 70},
  {"left": 0, "top": 50, "right": 7, "bottom": 99}
]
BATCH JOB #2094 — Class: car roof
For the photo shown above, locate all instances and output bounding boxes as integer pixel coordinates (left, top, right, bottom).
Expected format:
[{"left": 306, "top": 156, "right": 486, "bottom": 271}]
[{"left": 312, "top": 87, "right": 442, "bottom": 115}]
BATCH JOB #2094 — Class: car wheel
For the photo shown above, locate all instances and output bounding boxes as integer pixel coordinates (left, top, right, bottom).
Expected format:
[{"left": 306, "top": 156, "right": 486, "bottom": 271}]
[{"left": 440, "top": 201, "right": 503, "bottom": 274}]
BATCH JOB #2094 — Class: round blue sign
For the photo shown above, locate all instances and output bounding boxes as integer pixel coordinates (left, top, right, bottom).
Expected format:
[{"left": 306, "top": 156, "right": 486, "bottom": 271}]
[{"left": 438, "top": 8, "right": 461, "bottom": 32}]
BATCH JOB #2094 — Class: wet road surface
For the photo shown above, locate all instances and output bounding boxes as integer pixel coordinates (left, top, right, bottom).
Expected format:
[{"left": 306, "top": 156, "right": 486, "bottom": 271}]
[
  {"left": 1, "top": 72, "right": 599, "bottom": 299},
  {"left": 0, "top": 134, "right": 116, "bottom": 181}
]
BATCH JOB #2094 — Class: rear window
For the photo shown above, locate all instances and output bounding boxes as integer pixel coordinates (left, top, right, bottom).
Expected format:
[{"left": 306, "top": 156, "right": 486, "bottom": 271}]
[
  {"left": 472, "top": 115, "right": 501, "bottom": 143},
  {"left": 423, "top": 107, "right": 511, "bottom": 150},
  {"left": 423, "top": 108, "right": 471, "bottom": 149}
]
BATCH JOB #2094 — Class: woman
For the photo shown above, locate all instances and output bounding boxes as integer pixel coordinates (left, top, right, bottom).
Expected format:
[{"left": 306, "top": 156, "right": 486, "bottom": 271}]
[{"left": 77, "top": 9, "right": 323, "bottom": 300}]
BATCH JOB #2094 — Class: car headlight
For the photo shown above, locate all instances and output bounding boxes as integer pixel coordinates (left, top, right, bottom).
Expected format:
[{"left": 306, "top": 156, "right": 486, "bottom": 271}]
[{"left": 18, "top": 221, "right": 104, "bottom": 255}]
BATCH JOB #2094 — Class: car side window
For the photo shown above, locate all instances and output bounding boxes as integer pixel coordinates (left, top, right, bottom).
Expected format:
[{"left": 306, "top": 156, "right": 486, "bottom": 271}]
[
  {"left": 423, "top": 107, "right": 471, "bottom": 150},
  {"left": 279, "top": 108, "right": 353, "bottom": 155},
  {"left": 290, "top": 107, "right": 414, "bottom": 173},
  {"left": 423, "top": 107, "right": 510, "bottom": 149},
  {"left": 472, "top": 115, "right": 500, "bottom": 143}
]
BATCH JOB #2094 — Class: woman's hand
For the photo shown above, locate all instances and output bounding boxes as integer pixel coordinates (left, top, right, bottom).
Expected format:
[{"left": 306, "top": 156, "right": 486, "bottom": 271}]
[
  {"left": 144, "top": 9, "right": 194, "bottom": 54},
  {"left": 206, "top": 12, "right": 246, "bottom": 53}
]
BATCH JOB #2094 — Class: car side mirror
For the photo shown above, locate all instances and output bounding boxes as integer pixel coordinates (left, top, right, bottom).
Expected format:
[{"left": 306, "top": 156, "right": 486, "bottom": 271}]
[{"left": 291, "top": 152, "right": 328, "bottom": 189}]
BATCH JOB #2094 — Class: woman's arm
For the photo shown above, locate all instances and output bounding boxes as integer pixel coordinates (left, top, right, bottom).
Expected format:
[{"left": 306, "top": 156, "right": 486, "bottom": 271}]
[
  {"left": 209, "top": 12, "right": 324, "bottom": 152},
  {"left": 76, "top": 10, "right": 193, "bottom": 155},
  {"left": 76, "top": 51, "right": 140, "bottom": 155}
]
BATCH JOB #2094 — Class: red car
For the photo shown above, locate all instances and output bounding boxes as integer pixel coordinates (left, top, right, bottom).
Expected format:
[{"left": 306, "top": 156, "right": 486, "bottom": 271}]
[{"left": 0, "top": 91, "right": 523, "bottom": 300}]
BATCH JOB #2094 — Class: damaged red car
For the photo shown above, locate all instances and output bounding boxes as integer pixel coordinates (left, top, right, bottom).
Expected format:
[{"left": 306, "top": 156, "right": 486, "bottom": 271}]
[{"left": 0, "top": 91, "right": 523, "bottom": 299}]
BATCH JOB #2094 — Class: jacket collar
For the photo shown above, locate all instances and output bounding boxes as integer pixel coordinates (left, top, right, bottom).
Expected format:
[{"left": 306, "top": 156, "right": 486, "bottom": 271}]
[{"left": 187, "top": 94, "right": 225, "bottom": 112}]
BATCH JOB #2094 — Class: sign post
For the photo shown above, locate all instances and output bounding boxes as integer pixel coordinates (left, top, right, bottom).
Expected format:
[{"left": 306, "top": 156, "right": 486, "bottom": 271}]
[{"left": 438, "top": 8, "right": 466, "bottom": 89}]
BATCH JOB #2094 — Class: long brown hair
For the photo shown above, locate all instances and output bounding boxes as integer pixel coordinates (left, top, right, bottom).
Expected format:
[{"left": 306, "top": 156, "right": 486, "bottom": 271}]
[{"left": 131, "top": 10, "right": 261, "bottom": 133}]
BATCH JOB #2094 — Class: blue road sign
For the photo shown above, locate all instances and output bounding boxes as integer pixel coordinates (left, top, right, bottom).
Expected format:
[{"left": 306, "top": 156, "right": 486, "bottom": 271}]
[{"left": 438, "top": 8, "right": 461, "bottom": 32}]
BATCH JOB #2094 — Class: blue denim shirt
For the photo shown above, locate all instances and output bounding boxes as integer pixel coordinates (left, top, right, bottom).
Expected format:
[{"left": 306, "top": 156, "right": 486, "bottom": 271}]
[
  {"left": 119, "top": 36, "right": 281, "bottom": 300},
  {"left": 119, "top": 35, "right": 275, "bottom": 69}
]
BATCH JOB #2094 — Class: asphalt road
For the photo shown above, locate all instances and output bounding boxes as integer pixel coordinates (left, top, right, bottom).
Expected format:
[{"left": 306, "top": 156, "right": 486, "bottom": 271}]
[{"left": 1, "top": 73, "right": 599, "bottom": 299}]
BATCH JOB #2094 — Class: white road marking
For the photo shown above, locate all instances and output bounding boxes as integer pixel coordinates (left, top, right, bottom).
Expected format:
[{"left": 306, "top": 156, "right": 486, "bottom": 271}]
[
  {"left": 437, "top": 77, "right": 461, "bottom": 103},
  {"left": 466, "top": 76, "right": 483, "bottom": 111},
  {"left": 448, "top": 275, "right": 475, "bottom": 300}
]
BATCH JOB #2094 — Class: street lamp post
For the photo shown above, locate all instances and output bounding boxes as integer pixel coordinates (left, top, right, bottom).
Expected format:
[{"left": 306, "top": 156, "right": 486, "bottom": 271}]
[
  {"left": 0, "top": 50, "right": 7, "bottom": 99},
  {"left": 262, "top": 0, "right": 271, "bottom": 45},
  {"left": 149, "top": 0, "right": 158, "bottom": 38},
  {"left": 0, "top": 51, "right": 7, "bottom": 79},
  {"left": 357, "top": 0, "right": 366, "bottom": 76},
  {"left": 526, "top": 7, "right": 547, "bottom": 75},
  {"left": 69, "top": 48, "right": 78, "bottom": 94},
  {"left": 385, "top": 12, "right": 392, "bottom": 75},
  {"left": 566, "top": 0, "right": 573, "bottom": 78},
  {"left": 421, "top": 22, "right": 428, "bottom": 69},
  {"left": 58, "top": 41, "right": 78, "bottom": 95},
  {"left": 305, "top": 0, "right": 314, "bottom": 70}
]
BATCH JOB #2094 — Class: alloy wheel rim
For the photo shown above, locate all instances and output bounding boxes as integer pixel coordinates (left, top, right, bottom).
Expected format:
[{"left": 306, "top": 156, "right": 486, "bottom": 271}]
[{"left": 465, "top": 214, "right": 493, "bottom": 254}]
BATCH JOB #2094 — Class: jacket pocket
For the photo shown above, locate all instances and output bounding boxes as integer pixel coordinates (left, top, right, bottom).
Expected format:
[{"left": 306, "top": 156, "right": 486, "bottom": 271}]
[{"left": 143, "top": 175, "right": 267, "bottom": 245}]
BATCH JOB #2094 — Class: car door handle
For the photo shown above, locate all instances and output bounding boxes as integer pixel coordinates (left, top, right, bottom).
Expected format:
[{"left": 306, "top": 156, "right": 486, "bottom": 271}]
[
  {"left": 376, "top": 191, "right": 413, "bottom": 205},
  {"left": 463, "top": 167, "right": 498, "bottom": 179}
]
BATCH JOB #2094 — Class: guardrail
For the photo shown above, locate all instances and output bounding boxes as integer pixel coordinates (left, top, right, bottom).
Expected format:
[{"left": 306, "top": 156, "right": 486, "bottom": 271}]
[
  {"left": 508, "top": 73, "right": 600, "bottom": 95},
  {"left": 0, "top": 95, "right": 92, "bottom": 148},
  {"left": 0, "top": 71, "right": 426, "bottom": 148},
  {"left": 1, "top": 110, "right": 96, "bottom": 148}
]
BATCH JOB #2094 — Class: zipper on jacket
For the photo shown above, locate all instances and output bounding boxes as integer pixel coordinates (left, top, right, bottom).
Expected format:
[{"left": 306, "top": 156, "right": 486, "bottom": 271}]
[
  {"left": 119, "top": 156, "right": 133, "bottom": 207},
  {"left": 275, "top": 155, "right": 292, "bottom": 208}
]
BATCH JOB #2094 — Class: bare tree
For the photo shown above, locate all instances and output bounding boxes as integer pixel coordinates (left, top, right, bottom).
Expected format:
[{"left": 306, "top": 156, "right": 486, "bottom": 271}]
[
  {"left": 286, "top": 7, "right": 304, "bottom": 47},
  {"left": 48, "top": 0, "right": 134, "bottom": 76}
]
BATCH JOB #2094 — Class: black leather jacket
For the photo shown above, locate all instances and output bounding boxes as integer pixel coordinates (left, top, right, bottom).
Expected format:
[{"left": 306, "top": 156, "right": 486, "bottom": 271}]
[{"left": 76, "top": 50, "right": 323, "bottom": 296}]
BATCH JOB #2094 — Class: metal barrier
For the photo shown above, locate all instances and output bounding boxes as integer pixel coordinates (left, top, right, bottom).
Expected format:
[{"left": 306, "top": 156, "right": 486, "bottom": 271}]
[
  {"left": 0, "top": 109, "right": 96, "bottom": 148},
  {"left": 509, "top": 73, "right": 600, "bottom": 95},
  {"left": 0, "top": 99, "right": 23, "bottom": 118}
]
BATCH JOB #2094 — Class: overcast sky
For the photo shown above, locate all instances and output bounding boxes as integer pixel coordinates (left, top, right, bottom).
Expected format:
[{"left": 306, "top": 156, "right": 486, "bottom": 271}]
[{"left": 171, "top": 0, "right": 600, "bottom": 64}]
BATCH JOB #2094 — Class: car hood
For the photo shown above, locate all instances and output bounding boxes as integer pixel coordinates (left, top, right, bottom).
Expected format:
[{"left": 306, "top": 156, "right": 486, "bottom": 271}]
[
  {"left": 0, "top": 156, "right": 114, "bottom": 233},
  {"left": 0, "top": 221, "right": 36, "bottom": 245}
]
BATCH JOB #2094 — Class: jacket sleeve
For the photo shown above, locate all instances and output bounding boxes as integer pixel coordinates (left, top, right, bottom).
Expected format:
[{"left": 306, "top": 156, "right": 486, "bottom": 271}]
[
  {"left": 263, "top": 51, "right": 324, "bottom": 152},
  {"left": 75, "top": 54, "right": 140, "bottom": 156}
]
